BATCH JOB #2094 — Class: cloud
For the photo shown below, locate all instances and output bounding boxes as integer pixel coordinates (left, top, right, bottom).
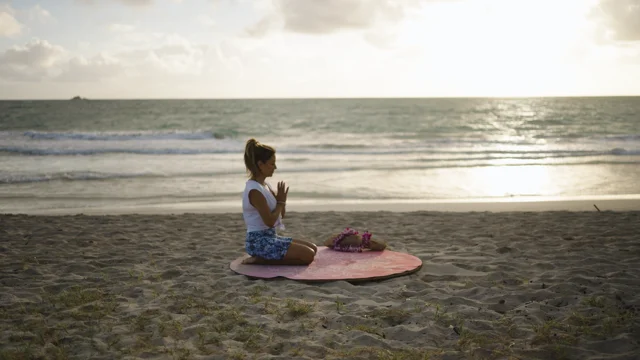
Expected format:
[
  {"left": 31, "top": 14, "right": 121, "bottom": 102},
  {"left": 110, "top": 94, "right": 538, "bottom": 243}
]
[
  {"left": 0, "top": 38, "right": 125, "bottom": 83},
  {"left": 0, "top": 25, "right": 249, "bottom": 87},
  {"left": 28, "top": 5, "right": 54, "bottom": 23},
  {"left": 363, "top": 30, "right": 398, "bottom": 48},
  {"left": 594, "top": 0, "right": 640, "bottom": 41},
  {"left": 136, "top": 43, "right": 206, "bottom": 76},
  {"left": 56, "top": 54, "right": 124, "bottom": 82},
  {"left": 246, "top": 0, "right": 426, "bottom": 37},
  {"left": 0, "top": 37, "right": 210, "bottom": 82},
  {"left": 77, "top": 0, "right": 153, "bottom": 6},
  {"left": 245, "top": 15, "right": 279, "bottom": 37},
  {"left": 196, "top": 14, "right": 216, "bottom": 29},
  {"left": 0, "top": 39, "right": 65, "bottom": 80},
  {"left": 109, "top": 23, "right": 136, "bottom": 33},
  {"left": 0, "top": 4, "right": 22, "bottom": 37},
  {"left": 107, "top": 32, "right": 211, "bottom": 76},
  {"left": 116, "top": 0, "right": 153, "bottom": 5}
]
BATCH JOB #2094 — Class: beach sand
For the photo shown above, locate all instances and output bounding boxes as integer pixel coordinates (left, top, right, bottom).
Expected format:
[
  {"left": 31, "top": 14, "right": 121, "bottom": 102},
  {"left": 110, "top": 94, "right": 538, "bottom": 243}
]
[{"left": 1, "top": 210, "right": 639, "bottom": 359}]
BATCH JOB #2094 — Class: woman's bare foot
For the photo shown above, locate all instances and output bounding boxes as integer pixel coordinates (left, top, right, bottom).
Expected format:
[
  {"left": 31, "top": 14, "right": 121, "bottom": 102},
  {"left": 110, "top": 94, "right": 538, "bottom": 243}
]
[
  {"left": 241, "top": 254, "right": 313, "bottom": 266},
  {"left": 369, "top": 239, "right": 387, "bottom": 251},
  {"left": 242, "top": 256, "right": 259, "bottom": 264},
  {"left": 309, "top": 243, "right": 318, "bottom": 254},
  {"left": 242, "top": 256, "right": 278, "bottom": 265}
]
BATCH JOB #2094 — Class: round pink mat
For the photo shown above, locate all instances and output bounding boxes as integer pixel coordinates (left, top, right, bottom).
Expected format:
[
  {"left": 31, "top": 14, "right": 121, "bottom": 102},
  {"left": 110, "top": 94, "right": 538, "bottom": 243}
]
[{"left": 230, "top": 246, "right": 423, "bottom": 282}]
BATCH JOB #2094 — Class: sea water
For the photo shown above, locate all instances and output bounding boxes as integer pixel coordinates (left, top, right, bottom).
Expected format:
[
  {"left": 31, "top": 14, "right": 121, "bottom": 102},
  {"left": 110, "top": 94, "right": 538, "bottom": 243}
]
[{"left": 1, "top": 97, "right": 639, "bottom": 213}]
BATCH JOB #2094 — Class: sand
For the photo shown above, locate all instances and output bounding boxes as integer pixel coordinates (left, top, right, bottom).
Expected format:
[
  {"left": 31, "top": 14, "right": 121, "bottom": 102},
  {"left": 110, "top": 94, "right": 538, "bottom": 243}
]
[{"left": 1, "top": 210, "right": 639, "bottom": 359}]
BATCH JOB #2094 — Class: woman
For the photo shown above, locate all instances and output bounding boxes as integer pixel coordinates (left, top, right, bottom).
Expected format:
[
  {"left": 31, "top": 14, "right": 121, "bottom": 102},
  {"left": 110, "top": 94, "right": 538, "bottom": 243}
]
[{"left": 241, "top": 138, "right": 317, "bottom": 265}]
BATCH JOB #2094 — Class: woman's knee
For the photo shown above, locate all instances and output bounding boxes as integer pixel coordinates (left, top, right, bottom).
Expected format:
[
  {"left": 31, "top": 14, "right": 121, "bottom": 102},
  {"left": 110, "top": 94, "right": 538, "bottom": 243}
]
[
  {"left": 294, "top": 239, "right": 314, "bottom": 247},
  {"left": 294, "top": 239, "right": 318, "bottom": 254},
  {"left": 285, "top": 243, "right": 315, "bottom": 264},
  {"left": 300, "top": 246, "right": 315, "bottom": 264}
]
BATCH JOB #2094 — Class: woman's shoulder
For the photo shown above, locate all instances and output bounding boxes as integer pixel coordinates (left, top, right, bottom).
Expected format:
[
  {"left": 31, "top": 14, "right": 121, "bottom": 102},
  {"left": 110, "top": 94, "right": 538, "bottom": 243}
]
[{"left": 244, "top": 180, "right": 264, "bottom": 191}]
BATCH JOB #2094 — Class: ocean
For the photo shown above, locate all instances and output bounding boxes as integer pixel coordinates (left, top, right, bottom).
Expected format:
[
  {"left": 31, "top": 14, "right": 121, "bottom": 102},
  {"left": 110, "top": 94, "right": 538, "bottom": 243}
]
[{"left": 1, "top": 97, "right": 639, "bottom": 214}]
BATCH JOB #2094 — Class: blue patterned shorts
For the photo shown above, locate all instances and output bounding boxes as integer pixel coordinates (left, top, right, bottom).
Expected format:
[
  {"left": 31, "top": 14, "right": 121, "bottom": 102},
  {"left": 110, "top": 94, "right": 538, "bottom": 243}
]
[{"left": 245, "top": 228, "right": 293, "bottom": 260}]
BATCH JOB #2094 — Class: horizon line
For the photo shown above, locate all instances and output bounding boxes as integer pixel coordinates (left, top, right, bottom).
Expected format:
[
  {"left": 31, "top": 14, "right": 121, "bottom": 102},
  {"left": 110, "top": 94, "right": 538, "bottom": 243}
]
[{"left": 2, "top": 94, "right": 640, "bottom": 101}]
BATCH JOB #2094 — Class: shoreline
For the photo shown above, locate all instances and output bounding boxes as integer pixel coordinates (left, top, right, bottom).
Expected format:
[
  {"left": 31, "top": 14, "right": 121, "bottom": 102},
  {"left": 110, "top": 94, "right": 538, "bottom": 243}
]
[
  {"left": 4, "top": 196, "right": 640, "bottom": 215},
  {"left": 3, "top": 95, "right": 640, "bottom": 101}
]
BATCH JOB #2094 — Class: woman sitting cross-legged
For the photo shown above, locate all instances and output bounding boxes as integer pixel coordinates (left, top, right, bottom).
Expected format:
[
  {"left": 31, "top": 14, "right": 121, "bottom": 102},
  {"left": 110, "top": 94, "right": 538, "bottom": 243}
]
[{"left": 241, "top": 138, "right": 317, "bottom": 265}]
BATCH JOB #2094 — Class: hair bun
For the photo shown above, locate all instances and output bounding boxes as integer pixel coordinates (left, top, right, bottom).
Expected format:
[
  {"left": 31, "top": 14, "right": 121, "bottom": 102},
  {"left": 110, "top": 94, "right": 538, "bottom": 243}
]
[{"left": 243, "top": 138, "right": 275, "bottom": 178}]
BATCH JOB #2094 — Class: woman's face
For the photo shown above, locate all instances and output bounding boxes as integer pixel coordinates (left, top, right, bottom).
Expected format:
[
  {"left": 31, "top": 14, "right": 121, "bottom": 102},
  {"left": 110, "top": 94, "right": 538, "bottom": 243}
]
[{"left": 259, "top": 154, "right": 277, "bottom": 177}]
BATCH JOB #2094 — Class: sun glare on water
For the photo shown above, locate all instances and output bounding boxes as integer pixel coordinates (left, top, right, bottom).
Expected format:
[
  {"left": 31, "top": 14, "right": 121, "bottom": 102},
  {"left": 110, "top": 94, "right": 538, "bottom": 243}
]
[{"left": 470, "top": 166, "right": 556, "bottom": 198}]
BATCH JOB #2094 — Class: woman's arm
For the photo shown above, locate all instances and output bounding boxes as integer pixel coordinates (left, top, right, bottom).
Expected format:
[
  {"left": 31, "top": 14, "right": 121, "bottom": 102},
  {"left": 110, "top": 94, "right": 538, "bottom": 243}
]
[
  {"left": 249, "top": 189, "right": 285, "bottom": 228},
  {"left": 268, "top": 185, "right": 286, "bottom": 218}
]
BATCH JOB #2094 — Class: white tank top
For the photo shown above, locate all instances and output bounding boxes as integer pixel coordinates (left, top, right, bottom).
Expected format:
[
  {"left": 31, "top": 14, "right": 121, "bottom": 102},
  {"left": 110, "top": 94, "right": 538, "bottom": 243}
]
[{"left": 242, "top": 180, "right": 284, "bottom": 233}]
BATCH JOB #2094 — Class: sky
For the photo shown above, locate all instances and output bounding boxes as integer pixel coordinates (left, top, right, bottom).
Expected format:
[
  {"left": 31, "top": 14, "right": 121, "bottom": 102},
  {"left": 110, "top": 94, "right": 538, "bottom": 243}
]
[{"left": 1, "top": 0, "right": 639, "bottom": 99}]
